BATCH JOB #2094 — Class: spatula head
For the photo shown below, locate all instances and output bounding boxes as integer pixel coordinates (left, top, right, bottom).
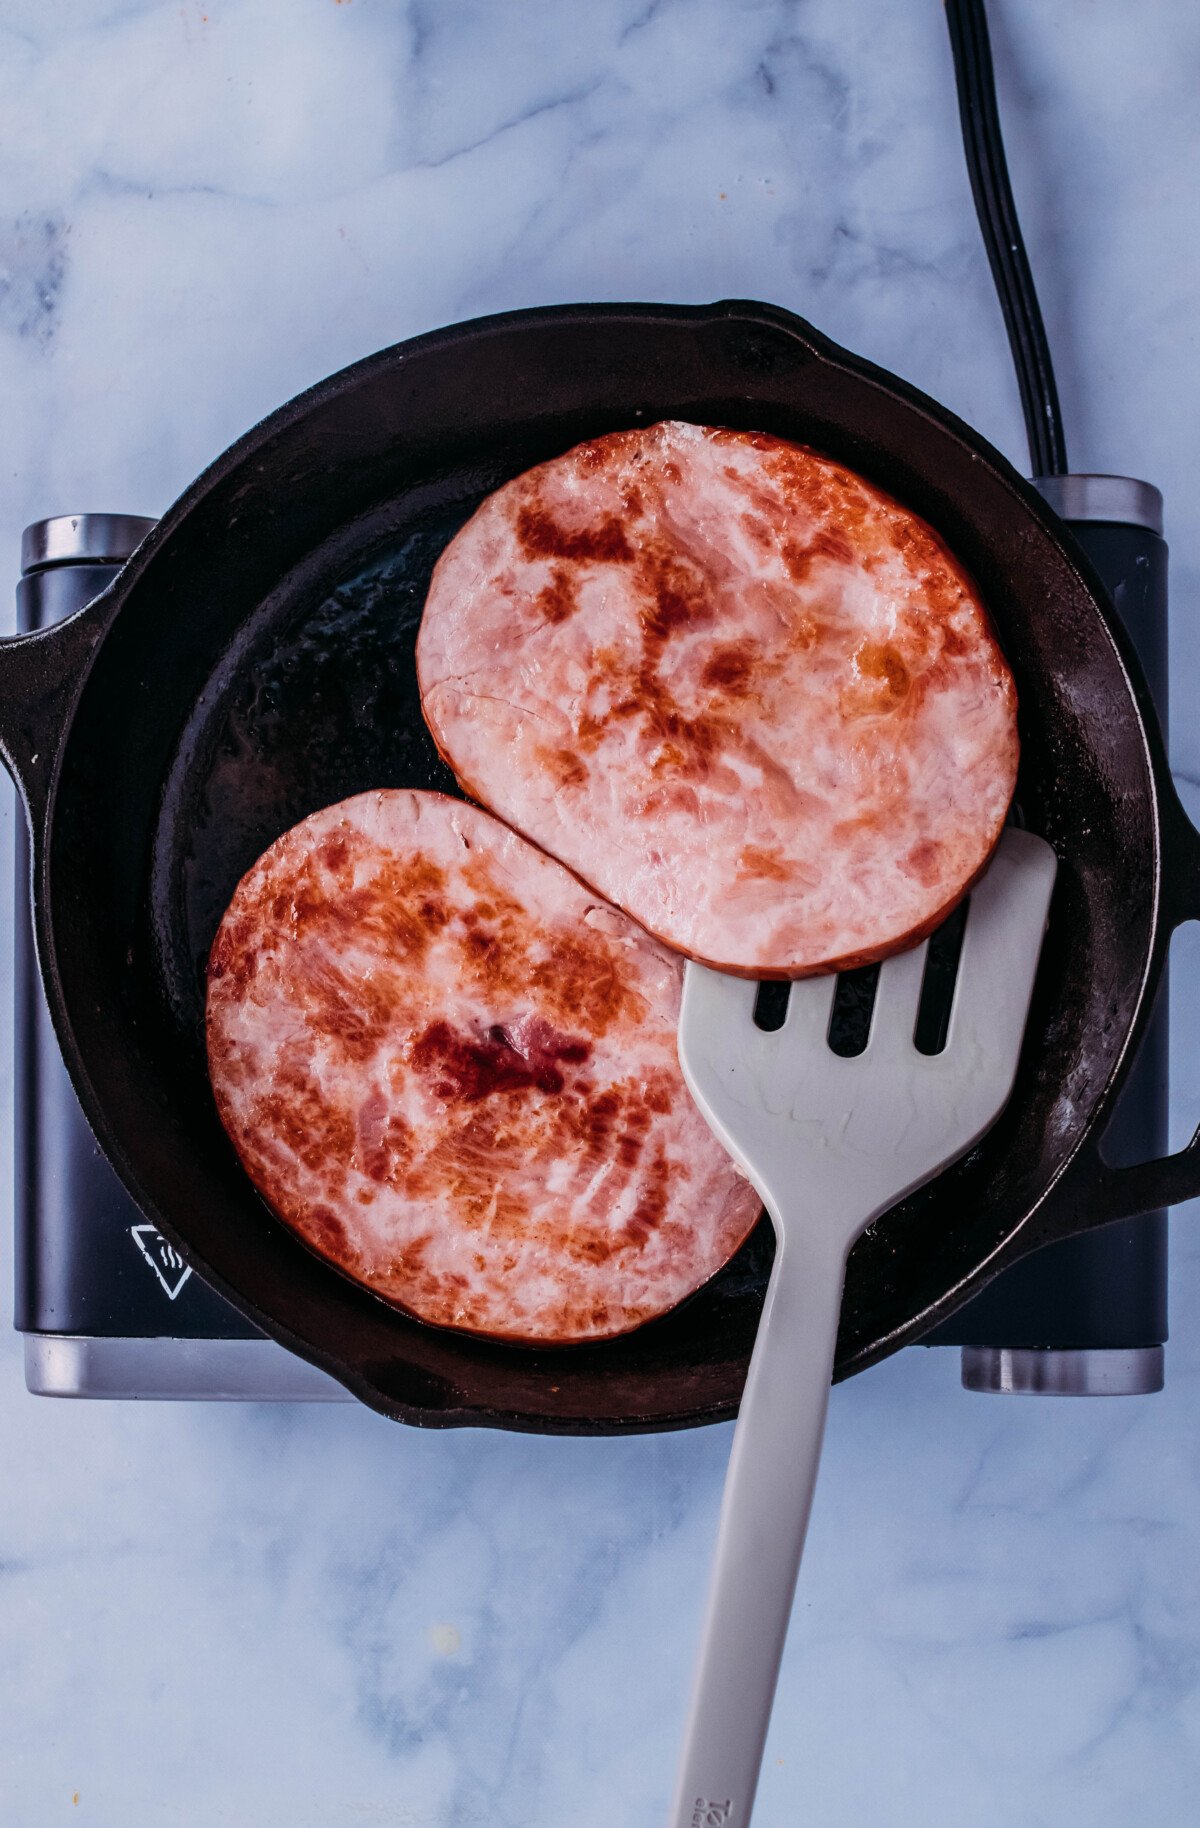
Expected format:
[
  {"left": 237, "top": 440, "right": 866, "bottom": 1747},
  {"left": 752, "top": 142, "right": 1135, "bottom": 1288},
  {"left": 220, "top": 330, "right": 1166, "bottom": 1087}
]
[{"left": 678, "top": 828, "right": 1058, "bottom": 1229}]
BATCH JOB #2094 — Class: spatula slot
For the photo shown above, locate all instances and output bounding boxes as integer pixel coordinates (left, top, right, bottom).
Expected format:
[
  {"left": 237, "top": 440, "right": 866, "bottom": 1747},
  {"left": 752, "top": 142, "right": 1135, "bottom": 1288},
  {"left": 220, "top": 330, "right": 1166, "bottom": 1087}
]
[
  {"left": 914, "top": 897, "right": 970, "bottom": 1055},
  {"left": 752, "top": 980, "right": 791, "bottom": 1032},
  {"left": 827, "top": 964, "right": 881, "bottom": 1057}
]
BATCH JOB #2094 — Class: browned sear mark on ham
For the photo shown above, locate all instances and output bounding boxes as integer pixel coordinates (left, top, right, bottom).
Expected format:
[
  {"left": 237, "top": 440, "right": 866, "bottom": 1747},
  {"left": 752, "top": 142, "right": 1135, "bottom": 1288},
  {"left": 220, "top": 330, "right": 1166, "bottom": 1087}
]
[
  {"left": 781, "top": 526, "right": 856, "bottom": 581},
  {"left": 410, "top": 1112, "right": 529, "bottom": 1235},
  {"left": 637, "top": 549, "right": 709, "bottom": 650},
  {"left": 535, "top": 565, "right": 578, "bottom": 625},
  {"left": 856, "top": 641, "right": 911, "bottom": 703},
  {"left": 701, "top": 640, "right": 758, "bottom": 696},
  {"left": 515, "top": 503, "right": 633, "bottom": 565},
  {"left": 307, "top": 1204, "right": 353, "bottom": 1259},
  {"left": 530, "top": 930, "right": 638, "bottom": 1031},
  {"left": 355, "top": 1089, "right": 416, "bottom": 1186},
  {"left": 903, "top": 838, "right": 944, "bottom": 884},
  {"left": 318, "top": 836, "right": 350, "bottom": 873},
  {"left": 289, "top": 950, "right": 402, "bottom": 1064},
  {"left": 268, "top": 844, "right": 452, "bottom": 965},
  {"left": 254, "top": 1058, "right": 355, "bottom": 1176},
  {"left": 737, "top": 845, "right": 791, "bottom": 881},
  {"left": 574, "top": 542, "right": 736, "bottom": 785},
  {"left": 568, "top": 1084, "right": 622, "bottom": 1163},
  {"left": 627, "top": 1142, "right": 672, "bottom": 1242},
  {"left": 534, "top": 744, "right": 588, "bottom": 788},
  {"left": 411, "top": 1017, "right": 591, "bottom": 1104},
  {"left": 577, "top": 1142, "right": 676, "bottom": 1264}
]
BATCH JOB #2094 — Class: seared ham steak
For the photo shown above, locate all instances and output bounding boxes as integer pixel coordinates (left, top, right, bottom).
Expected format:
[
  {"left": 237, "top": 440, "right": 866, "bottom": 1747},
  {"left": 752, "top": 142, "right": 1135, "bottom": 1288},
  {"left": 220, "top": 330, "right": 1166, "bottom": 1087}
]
[
  {"left": 206, "top": 790, "right": 761, "bottom": 1343},
  {"left": 418, "top": 421, "right": 1018, "bottom": 977}
]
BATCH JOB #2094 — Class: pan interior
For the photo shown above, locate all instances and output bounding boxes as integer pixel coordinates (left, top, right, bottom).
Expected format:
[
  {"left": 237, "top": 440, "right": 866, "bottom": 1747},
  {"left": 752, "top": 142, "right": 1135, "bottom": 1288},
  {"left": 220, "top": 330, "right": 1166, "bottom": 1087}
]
[{"left": 151, "top": 501, "right": 469, "bottom": 1043}]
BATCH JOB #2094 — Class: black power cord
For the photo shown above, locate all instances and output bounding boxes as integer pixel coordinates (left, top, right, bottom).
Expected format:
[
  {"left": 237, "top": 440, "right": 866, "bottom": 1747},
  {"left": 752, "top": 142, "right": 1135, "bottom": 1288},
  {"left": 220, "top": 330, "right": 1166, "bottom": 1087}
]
[{"left": 945, "top": 0, "right": 1068, "bottom": 478}]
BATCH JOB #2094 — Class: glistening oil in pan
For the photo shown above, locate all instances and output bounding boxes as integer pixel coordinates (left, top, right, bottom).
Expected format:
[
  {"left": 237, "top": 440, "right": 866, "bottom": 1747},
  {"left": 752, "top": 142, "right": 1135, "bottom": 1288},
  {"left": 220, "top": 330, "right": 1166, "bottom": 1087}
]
[{"left": 149, "top": 497, "right": 476, "bottom": 1048}]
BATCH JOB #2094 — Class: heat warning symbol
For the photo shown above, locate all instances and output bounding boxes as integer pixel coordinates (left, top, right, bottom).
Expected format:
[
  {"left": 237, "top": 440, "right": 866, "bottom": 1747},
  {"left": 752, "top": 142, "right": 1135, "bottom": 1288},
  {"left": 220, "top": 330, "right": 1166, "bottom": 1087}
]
[{"left": 130, "top": 1224, "right": 193, "bottom": 1301}]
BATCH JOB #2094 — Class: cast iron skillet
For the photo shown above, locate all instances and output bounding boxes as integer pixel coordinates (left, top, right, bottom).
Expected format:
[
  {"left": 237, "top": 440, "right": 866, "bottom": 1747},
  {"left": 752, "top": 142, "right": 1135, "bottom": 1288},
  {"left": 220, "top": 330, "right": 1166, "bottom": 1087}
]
[{"left": 3, "top": 301, "right": 1199, "bottom": 1433}]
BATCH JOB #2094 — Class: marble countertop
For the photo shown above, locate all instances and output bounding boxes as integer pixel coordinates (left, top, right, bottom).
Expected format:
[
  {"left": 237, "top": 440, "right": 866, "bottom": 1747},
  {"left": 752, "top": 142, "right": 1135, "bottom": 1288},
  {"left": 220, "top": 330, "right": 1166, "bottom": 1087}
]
[{"left": 2, "top": 2, "right": 1199, "bottom": 1823}]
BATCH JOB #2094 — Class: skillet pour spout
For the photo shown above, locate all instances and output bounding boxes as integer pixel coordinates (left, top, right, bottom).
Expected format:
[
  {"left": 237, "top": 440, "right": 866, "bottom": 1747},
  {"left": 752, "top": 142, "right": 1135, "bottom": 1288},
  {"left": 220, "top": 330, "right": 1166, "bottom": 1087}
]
[{"left": 2, "top": 299, "right": 1199, "bottom": 1432}]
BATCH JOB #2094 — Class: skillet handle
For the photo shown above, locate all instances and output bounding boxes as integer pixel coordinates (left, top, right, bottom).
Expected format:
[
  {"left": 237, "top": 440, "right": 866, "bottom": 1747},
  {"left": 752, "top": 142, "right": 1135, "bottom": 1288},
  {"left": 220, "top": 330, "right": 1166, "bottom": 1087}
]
[
  {"left": 1072, "top": 783, "right": 1200, "bottom": 1226},
  {"left": 0, "top": 592, "right": 113, "bottom": 838}
]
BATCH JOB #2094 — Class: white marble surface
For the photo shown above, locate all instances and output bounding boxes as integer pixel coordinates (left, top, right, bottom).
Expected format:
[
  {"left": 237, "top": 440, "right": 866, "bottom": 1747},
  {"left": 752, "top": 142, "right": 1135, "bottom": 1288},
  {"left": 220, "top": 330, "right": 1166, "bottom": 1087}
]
[{"left": 2, "top": 2, "right": 1200, "bottom": 1822}]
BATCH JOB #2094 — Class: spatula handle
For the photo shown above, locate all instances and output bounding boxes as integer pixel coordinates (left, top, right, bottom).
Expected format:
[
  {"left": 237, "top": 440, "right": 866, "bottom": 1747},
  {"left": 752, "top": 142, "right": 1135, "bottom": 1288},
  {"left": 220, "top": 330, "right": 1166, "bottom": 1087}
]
[{"left": 668, "top": 1224, "right": 848, "bottom": 1828}]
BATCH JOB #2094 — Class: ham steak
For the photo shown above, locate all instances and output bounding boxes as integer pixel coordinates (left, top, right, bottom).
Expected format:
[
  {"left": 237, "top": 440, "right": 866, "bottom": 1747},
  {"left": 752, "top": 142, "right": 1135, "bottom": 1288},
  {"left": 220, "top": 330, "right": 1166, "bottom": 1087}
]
[
  {"left": 206, "top": 789, "right": 761, "bottom": 1343},
  {"left": 417, "top": 421, "right": 1018, "bottom": 977}
]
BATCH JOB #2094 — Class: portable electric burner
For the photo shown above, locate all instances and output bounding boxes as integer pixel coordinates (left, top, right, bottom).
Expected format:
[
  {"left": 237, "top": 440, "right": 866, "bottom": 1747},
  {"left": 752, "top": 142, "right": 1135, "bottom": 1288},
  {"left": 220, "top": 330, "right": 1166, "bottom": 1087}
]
[
  {"left": 8, "top": 0, "right": 1173, "bottom": 1402},
  {"left": 13, "top": 518, "right": 347, "bottom": 1401}
]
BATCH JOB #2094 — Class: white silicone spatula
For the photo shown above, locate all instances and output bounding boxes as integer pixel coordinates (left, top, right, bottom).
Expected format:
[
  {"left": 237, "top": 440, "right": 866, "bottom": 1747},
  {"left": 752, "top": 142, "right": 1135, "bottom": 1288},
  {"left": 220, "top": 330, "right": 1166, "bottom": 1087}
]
[{"left": 669, "top": 827, "right": 1057, "bottom": 1828}]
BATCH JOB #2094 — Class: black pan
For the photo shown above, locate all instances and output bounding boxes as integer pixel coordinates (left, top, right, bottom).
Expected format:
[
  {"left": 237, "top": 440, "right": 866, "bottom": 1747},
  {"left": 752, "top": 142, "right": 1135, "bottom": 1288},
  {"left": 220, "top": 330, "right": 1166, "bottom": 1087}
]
[{"left": 3, "top": 300, "right": 1198, "bottom": 1433}]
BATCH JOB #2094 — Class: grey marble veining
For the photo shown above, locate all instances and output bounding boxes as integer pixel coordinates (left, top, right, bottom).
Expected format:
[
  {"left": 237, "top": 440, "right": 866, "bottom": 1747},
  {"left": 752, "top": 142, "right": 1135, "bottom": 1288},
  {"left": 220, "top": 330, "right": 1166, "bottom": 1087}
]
[{"left": 1, "top": 2, "right": 1199, "bottom": 1823}]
